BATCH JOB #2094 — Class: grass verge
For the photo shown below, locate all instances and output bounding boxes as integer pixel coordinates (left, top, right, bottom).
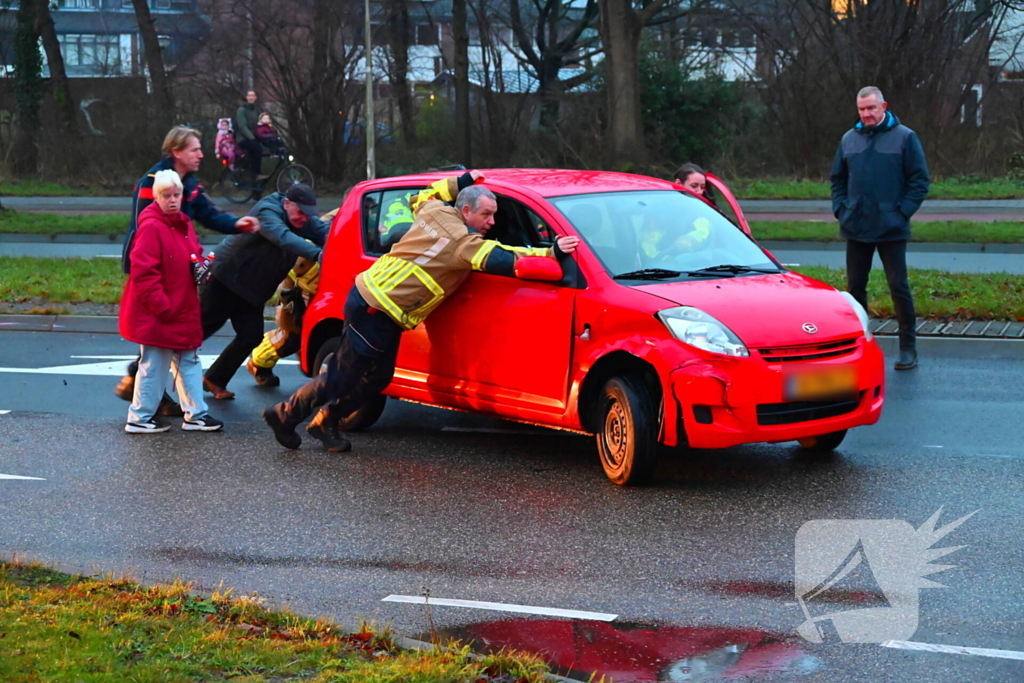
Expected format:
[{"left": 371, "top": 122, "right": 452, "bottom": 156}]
[
  {"left": 0, "top": 560, "right": 554, "bottom": 683},
  {"left": 750, "top": 220, "right": 1024, "bottom": 243},
  {"left": 1, "top": 257, "right": 1022, "bottom": 320},
  {"left": 0, "top": 179, "right": 113, "bottom": 197},
  {"left": 733, "top": 176, "right": 1024, "bottom": 200},
  {"left": 0, "top": 211, "right": 127, "bottom": 235}
]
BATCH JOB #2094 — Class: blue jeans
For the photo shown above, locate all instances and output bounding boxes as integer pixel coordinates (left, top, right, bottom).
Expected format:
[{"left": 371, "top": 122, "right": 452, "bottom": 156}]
[{"left": 129, "top": 345, "right": 208, "bottom": 423}]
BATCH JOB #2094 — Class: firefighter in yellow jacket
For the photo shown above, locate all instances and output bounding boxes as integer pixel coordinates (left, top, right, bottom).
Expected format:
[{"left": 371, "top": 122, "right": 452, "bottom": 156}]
[{"left": 263, "top": 170, "right": 580, "bottom": 453}]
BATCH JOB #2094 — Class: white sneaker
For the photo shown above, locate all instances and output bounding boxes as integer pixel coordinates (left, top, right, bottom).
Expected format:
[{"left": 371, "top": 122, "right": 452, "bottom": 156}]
[{"left": 125, "top": 419, "right": 170, "bottom": 434}]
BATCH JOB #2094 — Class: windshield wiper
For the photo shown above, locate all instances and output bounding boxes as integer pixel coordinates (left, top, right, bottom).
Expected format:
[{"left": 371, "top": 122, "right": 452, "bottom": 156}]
[
  {"left": 613, "top": 268, "right": 683, "bottom": 280},
  {"left": 686, "top": 264, "right": 781, "bottom": 276}
]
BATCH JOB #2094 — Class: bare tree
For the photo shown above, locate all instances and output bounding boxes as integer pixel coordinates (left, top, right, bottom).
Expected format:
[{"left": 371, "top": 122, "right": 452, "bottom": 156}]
[
  {"left": 10, "top": 0, "right": 41, "bottom": 175},
  {"left": 130, "top": 0, "right": 175, "bottom": 128},
  {"left": 504, "top": 0, "right": 600, "bottom": 129},
  {"left": 453, "top": 0, "right": 473, "bottom": 165},
  {"left": 384, "top": 0, "right": 418, "bottom": 144},
  {"left": 35, "top": 0, "right": 80, "bottom": 171}
]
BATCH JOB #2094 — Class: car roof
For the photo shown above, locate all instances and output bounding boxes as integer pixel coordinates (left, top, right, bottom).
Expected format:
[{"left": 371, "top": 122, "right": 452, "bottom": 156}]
[{"left": 371, "top": 168, "right": 679, "bottom": 198}]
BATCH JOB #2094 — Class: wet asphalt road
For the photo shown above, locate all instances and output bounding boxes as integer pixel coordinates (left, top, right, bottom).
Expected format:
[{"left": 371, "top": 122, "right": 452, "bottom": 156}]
[{"left": 0, "top": 330, "right": 1021, "bottom": 682}]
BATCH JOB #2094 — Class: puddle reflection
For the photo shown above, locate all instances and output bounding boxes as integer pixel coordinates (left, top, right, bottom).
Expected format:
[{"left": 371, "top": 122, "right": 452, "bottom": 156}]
[{"left": 425, "top": 619, "right": 820, "bottom": 682}]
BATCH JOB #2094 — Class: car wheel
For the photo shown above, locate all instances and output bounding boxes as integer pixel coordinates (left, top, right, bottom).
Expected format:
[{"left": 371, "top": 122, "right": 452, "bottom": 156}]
[
  {"left": 797, "top": 429, "right": 847, "bottom": 453},
  {"left": 312, "top": 334, "right": 386, "bottom": 432},
  {"left": 594, "top": 376, "right": 659, "bottom": 486}
]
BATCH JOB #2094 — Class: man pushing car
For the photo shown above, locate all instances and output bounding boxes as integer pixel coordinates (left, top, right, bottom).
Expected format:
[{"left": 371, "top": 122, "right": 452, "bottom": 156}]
[{"left": 263, "top": 170, "right": 580, "bottom": 453}]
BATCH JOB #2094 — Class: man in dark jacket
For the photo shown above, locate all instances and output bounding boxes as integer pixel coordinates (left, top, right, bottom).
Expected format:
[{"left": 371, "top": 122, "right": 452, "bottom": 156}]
[
  {"left": 234, "top": 90, "right": 263, "bottom": 180},
  {"left": 831, "top": 86, "right": 930, "bottom": 370},
  {"left": 115, "top": 126, "right": 259, "bottom": 413},
  {"left": 200, "top": 184, "right": 330, "bottom": 398}
]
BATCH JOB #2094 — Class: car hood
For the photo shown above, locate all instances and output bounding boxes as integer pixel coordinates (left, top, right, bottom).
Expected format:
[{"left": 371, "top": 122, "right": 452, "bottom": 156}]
[{"left": 632, "top": 272, "right": 864, "bottom": 347}]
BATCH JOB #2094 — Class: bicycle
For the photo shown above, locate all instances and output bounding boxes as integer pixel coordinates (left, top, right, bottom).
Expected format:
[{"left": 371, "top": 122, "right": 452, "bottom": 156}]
[{"left": 218, "top": 144, "right": 314, "bottom": 204}]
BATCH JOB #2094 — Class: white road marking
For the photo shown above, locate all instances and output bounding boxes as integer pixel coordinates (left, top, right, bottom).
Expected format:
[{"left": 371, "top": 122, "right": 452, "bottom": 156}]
[
  {"left": 0, "top": 356, "right": 298, "bottom": 377},
  {"left": 881, "top": 640, "right": 1024, "bottom": 661},
  {"left": 0, "top": 473, "right": 46, "bottom": 481},
  {"left": 0, "top": 410, "right": 10, "bottom": 415},
  {"left": 923, "top": 445, "right": 944, "bottom": 448},
  {"left": 382, "top": 595, "right": 617, "bottom": 621}
]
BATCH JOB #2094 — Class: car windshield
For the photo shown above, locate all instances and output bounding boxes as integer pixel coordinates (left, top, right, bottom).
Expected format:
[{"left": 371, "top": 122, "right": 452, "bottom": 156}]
[{"left": 550, "top": 190, "right": 780, "bottom": 280}]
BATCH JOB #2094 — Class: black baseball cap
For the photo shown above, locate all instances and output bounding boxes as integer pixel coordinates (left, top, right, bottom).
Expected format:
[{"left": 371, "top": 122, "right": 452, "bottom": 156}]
[{"left": 285, "top": 183, "right": 318, "bottom": 217}]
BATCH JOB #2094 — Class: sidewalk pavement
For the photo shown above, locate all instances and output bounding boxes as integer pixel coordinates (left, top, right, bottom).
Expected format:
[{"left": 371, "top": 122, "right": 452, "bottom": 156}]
[
  {"left": 4, "top": 233, "right": 1024, "bottom": 274},
  {"left": 2, "top": 313, "right": 1023, "bottom": 358}
]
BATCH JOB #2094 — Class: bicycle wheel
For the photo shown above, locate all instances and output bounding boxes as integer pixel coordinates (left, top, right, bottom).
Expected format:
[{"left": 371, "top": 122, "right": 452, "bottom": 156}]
[
  {"left": 219, "top": 166, "right": 255, "bottom": 204},
  {"left": 276, "top": 163, "right": 314, "bottom": 194}
]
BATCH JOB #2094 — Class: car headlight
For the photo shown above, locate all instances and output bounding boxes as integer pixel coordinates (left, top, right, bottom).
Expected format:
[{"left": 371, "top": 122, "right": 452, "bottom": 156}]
[
  {"left": 840, "top": 292, "right": 873, "bottom": 341},
  {"left": 657, "top": 306, "right": 749, "bottom": 357}
]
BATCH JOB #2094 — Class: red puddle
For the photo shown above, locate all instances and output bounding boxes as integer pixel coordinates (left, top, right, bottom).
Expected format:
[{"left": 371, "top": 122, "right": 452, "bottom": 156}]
[{"left": 429, "top": 619, "right": 818, "bottom": 682}]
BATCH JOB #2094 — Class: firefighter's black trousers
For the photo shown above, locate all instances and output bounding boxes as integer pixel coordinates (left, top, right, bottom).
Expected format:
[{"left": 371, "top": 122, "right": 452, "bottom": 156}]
[{"left": 276, "top": 286, "right": 403, "bottom": 427}]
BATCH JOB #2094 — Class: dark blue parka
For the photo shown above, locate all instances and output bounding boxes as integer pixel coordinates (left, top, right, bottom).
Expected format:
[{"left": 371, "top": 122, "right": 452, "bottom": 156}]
[
  {"left": 830, "top": 111, "right": 930, "bottom": 243},
  {"left": 121, "top": 157, "right": 240, "bottom": 273}
]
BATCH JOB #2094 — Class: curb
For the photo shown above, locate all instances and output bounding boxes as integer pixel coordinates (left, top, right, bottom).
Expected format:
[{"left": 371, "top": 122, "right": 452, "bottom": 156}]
[{"left": 0, "top": 313, "right": 277, "bottom": 338}]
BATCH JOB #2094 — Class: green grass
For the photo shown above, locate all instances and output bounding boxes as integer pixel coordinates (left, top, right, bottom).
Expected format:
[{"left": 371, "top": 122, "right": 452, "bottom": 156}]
[
  {"left": 794, "top": 266, "right": 1024, "bottom": 320},
  {"left": 0, "top": 561, "right": 554, "bottom": 683},
  {"left": 0, "top": 178, "right": 110, "bottom": 197},
  {"left": 750, "top": 220, "right": 1024, "bottom": 243},
  {"left": 2, "top": 257, "right": 1022, "bottom": 321},
  {"left": 0, "top": 211, "right": 128, "bottom": 235},
  {"left": 732, "top": 176, "right": 1024, "bottom": 200}
]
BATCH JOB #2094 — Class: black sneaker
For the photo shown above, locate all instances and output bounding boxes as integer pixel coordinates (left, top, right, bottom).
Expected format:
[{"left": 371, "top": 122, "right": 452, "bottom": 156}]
[
  {"left": 306, "top": 421, "right": 352, "bottom": 453},
  {"left": 125, "top": 419, "right": 170, "bottom": 434},
  {"left": 183, "top": 414, "right": 224, "bottom": 432},
  {"left": 247, "top": 359, "right": 281, "bottom": 387},
  {"left": 263, "top": 406, "right": 301, "bottom": 449},
  {"left": 158, "top": 393, "right": 185, "bottom": 417}
]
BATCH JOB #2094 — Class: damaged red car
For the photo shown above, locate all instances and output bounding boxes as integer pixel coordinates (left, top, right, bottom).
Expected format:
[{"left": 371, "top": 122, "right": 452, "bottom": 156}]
[{"left": 301, "top": 169, "right": 885, "bottom": 485}]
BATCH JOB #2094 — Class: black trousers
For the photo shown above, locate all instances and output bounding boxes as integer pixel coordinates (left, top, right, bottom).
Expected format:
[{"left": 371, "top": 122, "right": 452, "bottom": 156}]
[
  {"left": 846, "top": 239, "right": 916, "bottom": 350},
  {"left": 200, "top": 277, "right": 267, "bottom": 388},
  {"left": 238, "top": 139, "right": 263, "bottom": 178},
  {"left": 277, "top": 287, "right": 403, "bottom": 428}
]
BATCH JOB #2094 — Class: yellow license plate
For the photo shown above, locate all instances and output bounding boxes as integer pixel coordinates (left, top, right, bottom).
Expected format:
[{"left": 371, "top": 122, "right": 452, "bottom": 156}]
[{"left": 785, "top": 366, "right": 858, "bottom": 401}]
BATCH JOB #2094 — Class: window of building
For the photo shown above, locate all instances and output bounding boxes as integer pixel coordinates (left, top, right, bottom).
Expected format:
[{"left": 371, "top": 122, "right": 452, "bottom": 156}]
[
  {"left": 416, "top": 23, "right": 438, "bottom": 46},
  {"left": 59, "top": 34, "right": 122, "bottom": 72},
  {"left": 61, "top": 0, "right": 101, "bottom": 8}
]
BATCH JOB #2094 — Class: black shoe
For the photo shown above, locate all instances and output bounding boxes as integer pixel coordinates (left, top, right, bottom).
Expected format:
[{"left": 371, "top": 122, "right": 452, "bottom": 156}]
[
  {"left": 306, "top": 420, "right": 352, "bottom": 453},
  {"left": 158, "top": 393, "right": 184, "bottom": 417},
  {"left": 247, "top": 359, "right": 281, "bottom": 387},
  {"left": 263, "top": 406, "right": 301, "bottom": 449},
  {"left": 894, "top": 349, "right": 918, "bottom": 371},
  {"left": 182, "top": 414, "right": 224, "bottom": 432},
  {"left": 114, "top": 374, "right": 135, "bottom": 402}
]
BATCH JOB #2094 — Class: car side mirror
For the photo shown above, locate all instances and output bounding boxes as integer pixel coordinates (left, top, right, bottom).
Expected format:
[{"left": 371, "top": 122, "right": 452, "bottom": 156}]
[{"left": 514, "top": 256, "right": 563, "bottom": 282}]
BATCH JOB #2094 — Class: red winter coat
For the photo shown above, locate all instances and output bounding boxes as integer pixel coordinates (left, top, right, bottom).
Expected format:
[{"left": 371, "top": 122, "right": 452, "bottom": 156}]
[{"left": 119, "top": 202, "right": 204, "bottom": 350}]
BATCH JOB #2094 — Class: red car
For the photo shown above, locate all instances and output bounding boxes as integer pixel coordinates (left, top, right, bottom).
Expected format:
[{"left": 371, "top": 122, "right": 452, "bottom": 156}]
[{"left": 301, "top": 169, "right": 884, "bottom": 485}]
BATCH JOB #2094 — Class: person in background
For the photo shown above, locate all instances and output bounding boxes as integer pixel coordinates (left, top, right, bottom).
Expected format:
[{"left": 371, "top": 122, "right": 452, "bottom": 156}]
[
  {"left": 674, "top": 162, "right": 708, "bottom": 196},
  {"left": 119, "top": 169, "right": 223, "bottom": 434},
  {"left": 831, "top": 86, "right": 930, "bottom": 371},
  {"left": 234, "top": 90, "right": 263, "bottom": 179},
  {"left": 200, "top": 184, "right": 330, "bottom": 399},
  {"left": 214, "top": 118, "right": 236, "bottom": 170},
  {"left": 255, "top": 112, "right": 282, "bottom": 153},
  {"left": 115, "top": 126, "right": 259, "bottom": 415}
]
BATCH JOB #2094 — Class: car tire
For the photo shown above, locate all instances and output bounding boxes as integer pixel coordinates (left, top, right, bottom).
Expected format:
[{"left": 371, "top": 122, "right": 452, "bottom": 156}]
[
  {"left": 312, "top": 334, "right": 387, "bottom": 432},
  {"left": 797, "top": 429, "right": 847, "bottom": 453},
  {"left": 594, "top": 375, "right": 659, "bottom": 486}
]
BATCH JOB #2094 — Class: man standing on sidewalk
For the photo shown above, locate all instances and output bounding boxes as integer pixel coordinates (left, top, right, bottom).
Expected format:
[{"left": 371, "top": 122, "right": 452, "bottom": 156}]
[{"left": 831, "top": 86, "right": 930, "bottom": 370}]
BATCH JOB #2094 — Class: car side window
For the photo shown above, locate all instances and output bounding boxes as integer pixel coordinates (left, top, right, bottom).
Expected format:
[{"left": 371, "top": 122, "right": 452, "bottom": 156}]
[
  {"left": 363, "top": 187, "right": 424, "bottom": 255},
  {"left": 488, "top": 196, "right": 552, "bottom": 248}
]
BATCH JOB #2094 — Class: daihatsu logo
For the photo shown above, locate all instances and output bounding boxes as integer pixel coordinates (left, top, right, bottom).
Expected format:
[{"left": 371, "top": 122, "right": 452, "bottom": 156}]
[{"left": 802, "top": 323, "right": 818, "bottom": 334}]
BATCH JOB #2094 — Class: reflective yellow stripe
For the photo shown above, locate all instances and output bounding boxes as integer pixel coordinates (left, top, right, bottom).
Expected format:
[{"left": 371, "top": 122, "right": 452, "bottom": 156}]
[
  {"left": 506, "top": 245, "right": 550, "bottom": 258},
  {"left": 364, "top": 255, "right": 447, "bottom": 329},
  {"left": 470, "top": 241, "right": 499, "bottom": 271},
  {"left": 251, "top": 334, "right": 279, "bottom": 368}
]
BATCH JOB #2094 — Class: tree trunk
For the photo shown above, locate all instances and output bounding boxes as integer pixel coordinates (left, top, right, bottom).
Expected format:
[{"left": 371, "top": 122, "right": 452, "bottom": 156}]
[
  {"left": 598, "top": 0, "right": 646, "bottom": 168},
  {"left": 11, "top": 0, "right": 42, "bottom": 176},
  {"left": 452, "top": 0, "right": 472, "bottom": 166},
  {"left": 130, "top": 0, "right": 175, "bottom": 130},
  {"left": 35, "top": 0, "right": 81, "bottom": 173},
  {"left": 387, "top": 0, "right": 418, "bottom": 144}
]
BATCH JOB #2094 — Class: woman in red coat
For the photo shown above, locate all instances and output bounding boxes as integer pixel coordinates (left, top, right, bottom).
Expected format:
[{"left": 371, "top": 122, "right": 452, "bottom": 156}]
[{"left": 120, "top": 169, "right": 223, "bottom": 433}]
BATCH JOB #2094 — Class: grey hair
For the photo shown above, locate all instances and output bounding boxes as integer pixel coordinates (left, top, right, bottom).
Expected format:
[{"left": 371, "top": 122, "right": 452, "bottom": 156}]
[
  {"left": 152, "top": 169, "right": 183, "bottom": 196},
  {"left": 857, "top": 86, "right": 885, "bottom": 103},
  {"left": 455, "top": 184, "right": 496, "bottom": 212}
]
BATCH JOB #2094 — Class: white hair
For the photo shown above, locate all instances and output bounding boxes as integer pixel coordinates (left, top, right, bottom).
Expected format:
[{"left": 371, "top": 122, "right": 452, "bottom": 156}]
[
  {"left": 455, "top": 184, "right": 496, "bottom": 212},
  {"left": 152, "top": 169, "right": 183, "bottom": 196},
  {"left": 857, "top": 86, "right": 885, "bottom": 103}
]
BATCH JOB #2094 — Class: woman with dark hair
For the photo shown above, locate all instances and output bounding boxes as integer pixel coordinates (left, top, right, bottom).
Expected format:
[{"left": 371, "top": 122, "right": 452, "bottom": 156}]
[{"left": 673, "top": 162, "right": 707, "bottom": 195}]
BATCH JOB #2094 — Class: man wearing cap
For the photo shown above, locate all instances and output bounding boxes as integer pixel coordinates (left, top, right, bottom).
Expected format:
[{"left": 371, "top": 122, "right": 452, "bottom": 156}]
[{"left": 199, "top": 184, "right": 330, "bottom": 398}]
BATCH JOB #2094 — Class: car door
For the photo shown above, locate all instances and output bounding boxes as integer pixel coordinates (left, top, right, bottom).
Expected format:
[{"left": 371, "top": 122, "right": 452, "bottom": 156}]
[
  {"left": 706, "top": 173, "right": 752, "bottom": 237},
  {"left": 395, "top": 191, "right": 577, "bottom": 418}
]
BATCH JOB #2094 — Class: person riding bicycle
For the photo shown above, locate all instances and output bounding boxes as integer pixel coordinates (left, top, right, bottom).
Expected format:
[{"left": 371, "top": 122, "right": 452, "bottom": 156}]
[{"left": 234, "top": 90, "right": 264, "bottom": 179}]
